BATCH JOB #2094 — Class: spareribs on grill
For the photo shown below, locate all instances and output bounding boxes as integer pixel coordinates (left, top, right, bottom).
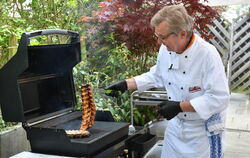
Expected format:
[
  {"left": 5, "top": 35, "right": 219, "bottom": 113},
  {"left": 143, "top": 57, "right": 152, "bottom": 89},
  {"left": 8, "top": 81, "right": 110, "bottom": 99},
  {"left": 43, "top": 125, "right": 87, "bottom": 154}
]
[{"left": 65, "top": 84, "right": 96, "bottom": 138}]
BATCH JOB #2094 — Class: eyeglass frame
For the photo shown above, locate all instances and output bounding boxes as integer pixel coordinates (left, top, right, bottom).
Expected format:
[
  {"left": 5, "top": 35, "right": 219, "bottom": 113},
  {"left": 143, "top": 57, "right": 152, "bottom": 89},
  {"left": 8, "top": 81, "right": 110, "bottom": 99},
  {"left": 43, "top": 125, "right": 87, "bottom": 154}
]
[{"left": 154, "top": 32, "right": 176, "bottom": 41}]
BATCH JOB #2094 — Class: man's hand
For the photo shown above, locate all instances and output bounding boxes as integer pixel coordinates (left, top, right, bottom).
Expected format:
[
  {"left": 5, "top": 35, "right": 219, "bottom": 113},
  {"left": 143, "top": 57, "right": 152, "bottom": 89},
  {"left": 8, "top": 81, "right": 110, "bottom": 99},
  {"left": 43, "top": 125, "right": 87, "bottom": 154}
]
[
  {"left": 105, "top": 80, "right": 128, "bottom": 97},
  {"left": 158, "top": 100, "right": 182, "bottom": 120}
]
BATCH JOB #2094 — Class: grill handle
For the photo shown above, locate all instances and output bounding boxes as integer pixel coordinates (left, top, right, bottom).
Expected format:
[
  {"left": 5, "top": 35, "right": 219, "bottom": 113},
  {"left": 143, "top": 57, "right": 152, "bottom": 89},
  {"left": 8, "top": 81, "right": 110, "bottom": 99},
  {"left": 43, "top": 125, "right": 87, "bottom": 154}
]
[
  {"left": 26, "top": 29, "right": 78, "bottom": 38},
  {"left": 25, "top": 29, "right": 79, "bottom": 44}
]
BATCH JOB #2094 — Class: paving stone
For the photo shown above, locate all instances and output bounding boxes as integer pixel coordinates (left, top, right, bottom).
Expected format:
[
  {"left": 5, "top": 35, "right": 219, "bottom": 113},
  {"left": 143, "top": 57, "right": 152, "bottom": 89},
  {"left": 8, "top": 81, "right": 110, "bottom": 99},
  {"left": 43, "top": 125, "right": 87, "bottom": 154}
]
[
  {"left": 224, "top": 93, "right": 250, "bottom": 158},
  {"left": 224, "top": 131, "right": 250, "bottom": 158}
]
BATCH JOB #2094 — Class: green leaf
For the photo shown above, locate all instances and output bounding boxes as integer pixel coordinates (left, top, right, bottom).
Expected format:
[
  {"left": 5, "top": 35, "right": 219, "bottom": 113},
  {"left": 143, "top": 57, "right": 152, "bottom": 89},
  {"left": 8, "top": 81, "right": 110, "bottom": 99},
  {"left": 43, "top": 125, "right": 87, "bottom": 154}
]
[
  {"left": 66, "top": 0, "right": 77, "bottom": 7},
  {"left": 105, "top": 89, "right": 112, "bottom": 94},
  {"left": 18, "top": 0, "right": 26, "bottom": 3}
]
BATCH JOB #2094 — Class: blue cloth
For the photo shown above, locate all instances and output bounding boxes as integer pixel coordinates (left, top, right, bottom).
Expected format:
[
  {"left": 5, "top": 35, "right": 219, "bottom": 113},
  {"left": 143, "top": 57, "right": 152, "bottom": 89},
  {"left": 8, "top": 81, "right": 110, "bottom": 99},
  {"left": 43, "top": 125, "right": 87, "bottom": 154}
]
[
  {"left": 205, "top": 113, "right": 224, "bottom": 136},
  {"left": 208, "top": 134, "right": 223, "bottom": 158},
  {"left": 206, "top": 113, "right": 224, "bottom": 158}
]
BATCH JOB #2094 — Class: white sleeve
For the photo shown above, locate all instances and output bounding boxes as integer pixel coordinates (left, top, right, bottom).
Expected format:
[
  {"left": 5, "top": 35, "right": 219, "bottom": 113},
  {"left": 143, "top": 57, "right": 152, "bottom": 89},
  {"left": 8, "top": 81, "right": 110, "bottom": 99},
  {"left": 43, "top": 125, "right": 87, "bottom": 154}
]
[
  {"left": 190, "top": 46, "right": 230, "bottom": 120},
  {"left": 133, "top": 65, "right": 164, "bottom": 92},
  {"left": 133, "top": 46, "right": 165, "bottom": 92}
]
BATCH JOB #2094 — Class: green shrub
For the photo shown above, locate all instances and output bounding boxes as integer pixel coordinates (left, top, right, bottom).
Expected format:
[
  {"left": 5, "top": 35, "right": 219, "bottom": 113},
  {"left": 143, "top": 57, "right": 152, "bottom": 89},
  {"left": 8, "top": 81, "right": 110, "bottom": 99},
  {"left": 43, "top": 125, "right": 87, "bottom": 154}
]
[
  {"left": 0, "top": 113, "right": 18, "bottom": 132},
  {"left": 73, "top": 32, "right": 158, "bottom": 125}
]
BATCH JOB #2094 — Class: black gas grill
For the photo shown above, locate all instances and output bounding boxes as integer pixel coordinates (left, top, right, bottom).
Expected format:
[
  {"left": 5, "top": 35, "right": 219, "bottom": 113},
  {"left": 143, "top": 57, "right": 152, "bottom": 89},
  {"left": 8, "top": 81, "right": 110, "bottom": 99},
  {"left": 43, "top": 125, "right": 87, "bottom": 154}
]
[{"left": 0, "top": 29, "right": 129, "bottom": 157}]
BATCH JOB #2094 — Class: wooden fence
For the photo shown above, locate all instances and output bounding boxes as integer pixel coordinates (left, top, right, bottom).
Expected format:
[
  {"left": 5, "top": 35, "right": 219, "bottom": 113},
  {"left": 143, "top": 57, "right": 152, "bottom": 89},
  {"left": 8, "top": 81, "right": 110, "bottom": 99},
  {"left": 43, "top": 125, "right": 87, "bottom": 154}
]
[{"left": 207, "top": 14, "right": 250, "bottom": 95}]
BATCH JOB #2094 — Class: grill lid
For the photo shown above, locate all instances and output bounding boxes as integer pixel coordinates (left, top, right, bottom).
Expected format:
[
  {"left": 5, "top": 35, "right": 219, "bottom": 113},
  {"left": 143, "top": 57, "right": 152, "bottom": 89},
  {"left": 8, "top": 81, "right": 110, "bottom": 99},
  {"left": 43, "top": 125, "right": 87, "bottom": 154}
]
[{"left": 0, "top": 29, "right": 81, "bottom": 122}]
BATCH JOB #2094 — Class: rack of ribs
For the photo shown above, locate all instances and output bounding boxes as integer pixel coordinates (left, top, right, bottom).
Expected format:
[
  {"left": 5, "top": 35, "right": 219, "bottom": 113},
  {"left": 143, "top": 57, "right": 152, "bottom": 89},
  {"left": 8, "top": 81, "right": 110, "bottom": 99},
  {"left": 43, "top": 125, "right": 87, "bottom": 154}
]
[
  {"left": 80, "top": 84, "right": 96, "bottom": 130},
  {"left": 65, "top": 84, "right": 96, "bottom": 138}
]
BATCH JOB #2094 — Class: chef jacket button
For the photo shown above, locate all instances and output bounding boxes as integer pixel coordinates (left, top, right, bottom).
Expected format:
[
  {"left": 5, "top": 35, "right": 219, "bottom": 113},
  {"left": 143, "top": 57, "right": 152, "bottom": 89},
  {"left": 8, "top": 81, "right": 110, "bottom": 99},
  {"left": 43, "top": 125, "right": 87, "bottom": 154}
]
[
  {"left": 184, "top": 114, "right": 187, "bottom": 117},
  {"left": 169, "top": 82, "right": 171, "bottom": 85},
  {"left": 183, "top": 71, "right": 186, "bottom": 74},
  {"left": 185, "top": 56, "right": 188, "bottom": 58},
  {"left": 181, "top": 87, "right": 183, "bottom": 90},
  {"left": 168, "top": 97, "right": 171, "bottom": 99},
  {"left": 169, "top": 52, "right": 171, "bottom": 55}
]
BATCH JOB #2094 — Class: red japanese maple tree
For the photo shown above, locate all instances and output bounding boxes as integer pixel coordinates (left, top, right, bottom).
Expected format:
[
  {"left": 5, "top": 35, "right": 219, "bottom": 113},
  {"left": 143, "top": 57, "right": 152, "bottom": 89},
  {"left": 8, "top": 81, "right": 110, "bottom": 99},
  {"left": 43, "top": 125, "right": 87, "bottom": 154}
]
[{"left": 79, "top": 0, "right": 217, "bottom": 56}]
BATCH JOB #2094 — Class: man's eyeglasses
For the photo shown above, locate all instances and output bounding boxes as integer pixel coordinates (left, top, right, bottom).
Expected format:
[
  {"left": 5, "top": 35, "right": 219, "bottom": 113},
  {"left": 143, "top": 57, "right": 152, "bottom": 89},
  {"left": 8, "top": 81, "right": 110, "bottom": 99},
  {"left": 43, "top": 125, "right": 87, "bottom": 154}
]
[{"left": 154, "top": 32, "right": 175, "bottom": 41}]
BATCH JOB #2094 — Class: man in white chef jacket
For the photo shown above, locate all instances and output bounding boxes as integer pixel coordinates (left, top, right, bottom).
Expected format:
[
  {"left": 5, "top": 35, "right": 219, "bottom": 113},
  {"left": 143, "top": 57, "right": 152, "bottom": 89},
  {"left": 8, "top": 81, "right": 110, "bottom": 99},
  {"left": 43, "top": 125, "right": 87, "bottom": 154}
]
[{"left": 105, "top": 5, "right": 230, "bottom": 158}]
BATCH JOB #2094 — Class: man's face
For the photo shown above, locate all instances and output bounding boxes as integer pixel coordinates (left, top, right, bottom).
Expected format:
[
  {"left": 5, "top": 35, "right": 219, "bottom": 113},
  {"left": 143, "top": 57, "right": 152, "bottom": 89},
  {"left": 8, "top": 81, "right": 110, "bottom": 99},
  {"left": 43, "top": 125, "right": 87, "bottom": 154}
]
[{"left": 154, "top": 21, "right": 187, "bottom": 53}]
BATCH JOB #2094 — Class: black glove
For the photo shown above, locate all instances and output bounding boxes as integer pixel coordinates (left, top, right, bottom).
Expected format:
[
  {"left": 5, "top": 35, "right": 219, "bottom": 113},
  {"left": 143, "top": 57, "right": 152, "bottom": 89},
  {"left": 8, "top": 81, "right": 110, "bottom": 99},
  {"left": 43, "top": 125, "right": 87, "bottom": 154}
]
[
  {"left": 105, "top": 80, "right": 128, "bottom": 97},
  {"left": 158, "top": 100, "right": 182, "bottom": 120}
]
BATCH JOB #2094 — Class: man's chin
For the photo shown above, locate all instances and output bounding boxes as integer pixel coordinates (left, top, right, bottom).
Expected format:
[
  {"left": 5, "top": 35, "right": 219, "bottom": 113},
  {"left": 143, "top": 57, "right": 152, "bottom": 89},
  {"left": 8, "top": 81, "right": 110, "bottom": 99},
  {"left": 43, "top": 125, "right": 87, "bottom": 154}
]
[
  {"left": 166, "top": 47, "right": 179, "bottom": 53},
  {"left": 165, "top": 46, "right": 172, "bottom": 51},
  {"left": 167, "top": 47, "right": 174, "bottom": 52}
]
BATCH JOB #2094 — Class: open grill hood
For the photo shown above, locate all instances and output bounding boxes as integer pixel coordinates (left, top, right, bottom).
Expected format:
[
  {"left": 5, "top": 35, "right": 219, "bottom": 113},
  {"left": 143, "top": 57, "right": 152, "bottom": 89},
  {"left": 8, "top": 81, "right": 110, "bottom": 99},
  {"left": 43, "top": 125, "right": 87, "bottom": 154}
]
[{"left": 0, "top": 29, "right": 81, "bottom": 123}]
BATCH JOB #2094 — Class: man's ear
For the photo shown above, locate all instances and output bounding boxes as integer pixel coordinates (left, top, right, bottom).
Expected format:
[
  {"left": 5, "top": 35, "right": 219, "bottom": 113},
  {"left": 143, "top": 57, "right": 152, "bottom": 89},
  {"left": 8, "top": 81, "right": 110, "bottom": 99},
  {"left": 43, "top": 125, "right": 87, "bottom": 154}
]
[{"left": 180, "top": 30, "right": 188, "bottom": 39}]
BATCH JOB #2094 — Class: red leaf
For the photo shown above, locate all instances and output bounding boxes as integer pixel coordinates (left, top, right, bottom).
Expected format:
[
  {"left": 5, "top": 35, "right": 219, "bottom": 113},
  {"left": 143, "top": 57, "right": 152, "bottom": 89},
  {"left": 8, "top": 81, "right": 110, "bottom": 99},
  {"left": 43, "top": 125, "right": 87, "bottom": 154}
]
[{"left": 86, "top": 0, "right": 217, "bottom": 56}]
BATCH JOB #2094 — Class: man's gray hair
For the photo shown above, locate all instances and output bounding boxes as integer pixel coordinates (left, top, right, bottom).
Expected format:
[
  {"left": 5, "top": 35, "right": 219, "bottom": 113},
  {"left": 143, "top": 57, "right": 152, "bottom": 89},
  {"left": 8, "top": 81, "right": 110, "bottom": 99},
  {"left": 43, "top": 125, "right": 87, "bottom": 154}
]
[{"left": 150, "top": 5, "right": 194, "bottom": 37}]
